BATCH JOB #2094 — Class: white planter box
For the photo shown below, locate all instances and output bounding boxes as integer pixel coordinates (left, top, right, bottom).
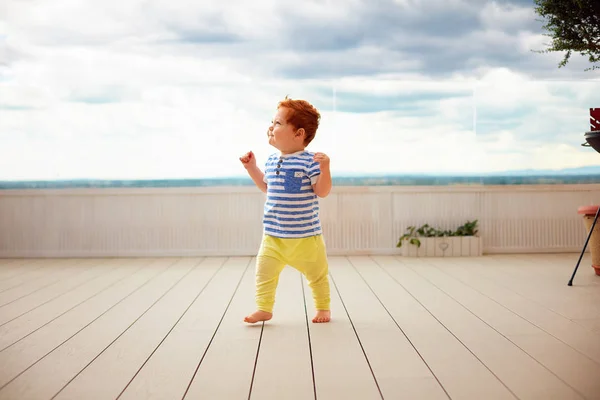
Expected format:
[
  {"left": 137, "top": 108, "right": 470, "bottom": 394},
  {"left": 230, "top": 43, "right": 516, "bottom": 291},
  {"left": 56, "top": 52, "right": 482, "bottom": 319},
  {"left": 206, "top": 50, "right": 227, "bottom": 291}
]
[{"left": 399, "top": 236, "right": 482, "bottom": 257}]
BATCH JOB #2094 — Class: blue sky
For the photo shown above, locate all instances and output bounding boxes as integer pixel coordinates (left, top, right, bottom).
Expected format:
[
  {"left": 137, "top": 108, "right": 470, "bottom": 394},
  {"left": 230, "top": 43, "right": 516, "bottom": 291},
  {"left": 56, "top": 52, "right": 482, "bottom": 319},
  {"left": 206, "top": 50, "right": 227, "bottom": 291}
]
[{"left": 0, "top": 0, "right": 599, "bottom": 180}]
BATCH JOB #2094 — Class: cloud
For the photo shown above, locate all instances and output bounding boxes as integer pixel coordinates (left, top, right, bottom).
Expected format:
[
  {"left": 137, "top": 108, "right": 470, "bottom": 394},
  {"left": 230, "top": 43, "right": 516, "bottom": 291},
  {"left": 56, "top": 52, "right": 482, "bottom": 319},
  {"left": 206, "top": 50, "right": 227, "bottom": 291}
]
[
  {"left": 1, "top": 0, "right": 599, "bottom": 181},
  {"left": 473, "top": 69, "right": 600, "bottom": 144},
  {"left": 479, "top": 1, "right": 539, "bottom": 32},
  {"left": 252, "top": 0, "right": 593, "bottom": 79}
]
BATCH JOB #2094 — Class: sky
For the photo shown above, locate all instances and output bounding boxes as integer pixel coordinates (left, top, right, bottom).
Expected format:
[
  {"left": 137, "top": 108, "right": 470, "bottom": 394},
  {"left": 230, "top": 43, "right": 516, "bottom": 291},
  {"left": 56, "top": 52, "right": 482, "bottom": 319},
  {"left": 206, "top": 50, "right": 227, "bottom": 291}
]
[{"left": 1, "top": 0, "right": 599, "bottom": 180}]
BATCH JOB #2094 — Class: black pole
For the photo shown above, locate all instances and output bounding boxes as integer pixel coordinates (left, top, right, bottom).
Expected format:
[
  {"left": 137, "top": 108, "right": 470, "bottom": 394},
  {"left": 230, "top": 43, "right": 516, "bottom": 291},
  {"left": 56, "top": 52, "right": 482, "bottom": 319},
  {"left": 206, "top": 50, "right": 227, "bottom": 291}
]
[{"left": 568, "top": 206, "right": 600, "bottom": 286}]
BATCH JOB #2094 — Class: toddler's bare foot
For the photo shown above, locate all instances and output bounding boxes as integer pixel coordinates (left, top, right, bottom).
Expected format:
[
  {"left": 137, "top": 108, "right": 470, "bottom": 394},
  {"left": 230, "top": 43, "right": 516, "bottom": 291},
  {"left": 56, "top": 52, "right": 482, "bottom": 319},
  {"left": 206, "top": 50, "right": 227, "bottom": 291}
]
[
  {"left": 244, "top": 310, "right": 272, "bottom": 324},
  {"left": 313, "top": 310, "right": 331, "bottom": 323}
]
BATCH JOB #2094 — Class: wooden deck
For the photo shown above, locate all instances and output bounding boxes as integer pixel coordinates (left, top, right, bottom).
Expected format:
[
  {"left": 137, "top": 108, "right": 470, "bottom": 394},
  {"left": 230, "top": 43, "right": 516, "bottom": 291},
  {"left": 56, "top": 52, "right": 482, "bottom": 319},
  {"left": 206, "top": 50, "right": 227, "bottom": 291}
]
[{"left": 0, "top": 254, "right": 599, "bottom": 400}]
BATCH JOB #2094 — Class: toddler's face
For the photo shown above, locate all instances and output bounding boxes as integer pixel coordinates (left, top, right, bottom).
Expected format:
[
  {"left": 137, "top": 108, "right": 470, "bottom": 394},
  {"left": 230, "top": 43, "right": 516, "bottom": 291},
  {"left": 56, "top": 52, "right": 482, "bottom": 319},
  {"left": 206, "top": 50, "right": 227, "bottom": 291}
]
[{"left": 267, "top": 107, "right": 304, "bottom": 152}]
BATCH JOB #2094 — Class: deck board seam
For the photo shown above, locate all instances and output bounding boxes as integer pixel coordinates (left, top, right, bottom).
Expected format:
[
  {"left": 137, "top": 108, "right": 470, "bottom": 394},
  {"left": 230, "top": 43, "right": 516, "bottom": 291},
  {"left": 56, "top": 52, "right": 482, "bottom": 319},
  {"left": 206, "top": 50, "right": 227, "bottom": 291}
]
[
  {"left": 0, "top": 260, "right": 97, "bottom": 303},
  {"left": 0, "top": 261, "right": 47, "bottom": 284},
  {"left": 404, "top": 260, "right": 589, "bottom": 399},
  {"left": 351, "top": 256, "right": 452, "bottom": 399},
  {"left": 115, "top": 257, "right": 228, "bottom": 399},
  {"left": 0, "top": 260, "right": 74, "bottom": 294},
  {"left": 0, "top": 259, "right": 149, "bottom": 353},
  {"left": 49, "top": 258, "right": 200, "bottom": 400},
  {"left": 247, "top": 320, "right": 264, "bottom": 400},
  {"left": 182, "top": 257, "right": 253, "bottom": 400},
  {"left": 463, "top": 257, "right": 585, "bottom": 321},
  {"left": 427, "top": 260, "right": 600, "bottom": 368},
  {"left": 0, "top": 260, "right": 107, "bottom": 307},
  {"left": 330, "top": 258, "right": 384, "bottom": 399},
  {"left": 0, "top": 258, "right": 168, "bottom": 392},
  {"left": 381, "top": 256, "right": 520, "bottom": 399},
  {"left": 0, "top": 260, "right": 122, "bottom": 326},
  {"left": 301, "top": 274, "right": 318, "bottom": 400}
]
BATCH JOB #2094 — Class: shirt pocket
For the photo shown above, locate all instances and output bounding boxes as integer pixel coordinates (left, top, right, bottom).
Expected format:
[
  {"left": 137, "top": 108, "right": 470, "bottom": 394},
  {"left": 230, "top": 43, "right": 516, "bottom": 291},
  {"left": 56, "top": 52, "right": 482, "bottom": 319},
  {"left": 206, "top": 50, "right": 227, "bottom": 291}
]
[{"left": 283, "top": 169, "right": 305, "bottom": 193}]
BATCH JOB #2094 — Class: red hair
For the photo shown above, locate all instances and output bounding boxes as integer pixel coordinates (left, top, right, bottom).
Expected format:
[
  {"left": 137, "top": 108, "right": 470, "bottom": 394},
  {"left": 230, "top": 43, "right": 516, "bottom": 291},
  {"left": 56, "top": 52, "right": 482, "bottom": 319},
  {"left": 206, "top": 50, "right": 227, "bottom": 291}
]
[{"left": 277, "top": 96, "right": 321, "bottom": 146}]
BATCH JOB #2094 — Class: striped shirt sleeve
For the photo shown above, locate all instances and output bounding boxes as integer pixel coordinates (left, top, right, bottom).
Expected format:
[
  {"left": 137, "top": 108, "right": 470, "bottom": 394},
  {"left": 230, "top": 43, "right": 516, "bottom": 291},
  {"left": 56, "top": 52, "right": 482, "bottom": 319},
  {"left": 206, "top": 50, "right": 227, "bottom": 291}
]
[
  {"left": 263, "top": 155, "right": 271, "bottom": 183},
  {"left": 307, "top": 157, "right": 321, "bottom": 185}
]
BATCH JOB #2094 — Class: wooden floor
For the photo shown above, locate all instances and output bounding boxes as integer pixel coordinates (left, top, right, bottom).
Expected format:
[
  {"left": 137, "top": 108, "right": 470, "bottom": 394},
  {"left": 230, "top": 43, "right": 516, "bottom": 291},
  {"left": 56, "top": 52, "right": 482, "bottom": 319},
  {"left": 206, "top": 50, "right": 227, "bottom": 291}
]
[{"left": 0, "top": 254, "right": 599, "bottom": 400}]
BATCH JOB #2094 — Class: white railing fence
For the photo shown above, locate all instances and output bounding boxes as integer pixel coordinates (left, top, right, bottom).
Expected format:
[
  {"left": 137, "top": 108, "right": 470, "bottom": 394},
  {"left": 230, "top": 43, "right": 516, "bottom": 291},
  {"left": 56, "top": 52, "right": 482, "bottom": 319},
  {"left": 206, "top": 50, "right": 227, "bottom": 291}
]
[{"left": 1, "top": 184, "right": 598, "bottom": 257}]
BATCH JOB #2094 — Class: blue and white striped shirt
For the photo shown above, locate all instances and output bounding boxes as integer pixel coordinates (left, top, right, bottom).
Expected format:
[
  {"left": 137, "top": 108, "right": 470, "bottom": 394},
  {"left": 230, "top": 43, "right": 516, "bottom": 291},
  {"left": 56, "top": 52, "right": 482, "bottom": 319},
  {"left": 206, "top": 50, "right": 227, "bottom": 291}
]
[{"left": 262, "top": 150, "right": 322, "bottom": 238}]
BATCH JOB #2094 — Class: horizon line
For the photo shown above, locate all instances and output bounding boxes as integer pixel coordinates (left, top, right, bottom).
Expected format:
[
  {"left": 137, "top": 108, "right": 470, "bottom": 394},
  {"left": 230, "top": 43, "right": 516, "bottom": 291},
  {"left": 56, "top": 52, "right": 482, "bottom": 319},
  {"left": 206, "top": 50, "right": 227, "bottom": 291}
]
[{"left": 3, "top": 169, "right": 600, "bottom": 183}]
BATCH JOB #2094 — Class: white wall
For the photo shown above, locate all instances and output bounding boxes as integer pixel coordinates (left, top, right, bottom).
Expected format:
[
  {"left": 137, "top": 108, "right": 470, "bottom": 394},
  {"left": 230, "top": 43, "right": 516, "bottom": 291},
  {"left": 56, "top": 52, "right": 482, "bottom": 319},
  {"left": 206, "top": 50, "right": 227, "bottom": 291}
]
[{"left": 1, "top": 184, "right": 598, "bottom": 257}]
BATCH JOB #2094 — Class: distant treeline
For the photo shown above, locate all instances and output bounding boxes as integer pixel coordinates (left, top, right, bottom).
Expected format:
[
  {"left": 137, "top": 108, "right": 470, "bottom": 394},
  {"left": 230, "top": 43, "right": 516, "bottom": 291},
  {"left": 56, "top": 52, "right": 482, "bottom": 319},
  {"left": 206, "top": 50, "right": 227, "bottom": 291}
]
[{"left": 2, "top": 174, "right": 600, "bottom": 189}]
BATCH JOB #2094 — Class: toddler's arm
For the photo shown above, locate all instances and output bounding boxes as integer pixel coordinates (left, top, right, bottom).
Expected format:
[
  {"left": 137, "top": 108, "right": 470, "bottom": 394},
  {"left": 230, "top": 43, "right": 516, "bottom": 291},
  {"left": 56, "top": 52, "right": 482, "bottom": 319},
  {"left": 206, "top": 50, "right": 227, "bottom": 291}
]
[
  {"left": 246, "top": 165, "right": 267, "bottom": 193},
  {"left": 311, "top": 152, "right": 332, "bottom": 198},
  {"left": 240, "top": 151, "right": 267, "bottom": 193},
  {"left": 313, "top": 167, "right": 331, "bottom": 197}
]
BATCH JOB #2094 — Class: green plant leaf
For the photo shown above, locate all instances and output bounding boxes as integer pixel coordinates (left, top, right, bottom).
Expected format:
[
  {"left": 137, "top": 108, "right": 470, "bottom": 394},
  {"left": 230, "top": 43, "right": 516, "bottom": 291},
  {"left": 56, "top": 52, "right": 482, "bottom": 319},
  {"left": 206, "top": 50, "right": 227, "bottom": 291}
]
[{"left": 397, "top": 220, "right": 479, "bottom": 246}]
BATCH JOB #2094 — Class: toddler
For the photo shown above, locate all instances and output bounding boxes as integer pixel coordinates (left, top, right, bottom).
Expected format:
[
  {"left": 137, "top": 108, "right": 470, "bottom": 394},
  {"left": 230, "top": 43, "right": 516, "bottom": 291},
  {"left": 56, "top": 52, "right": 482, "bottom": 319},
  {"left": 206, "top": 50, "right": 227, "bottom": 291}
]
[{"left": 239, "top": 96, "right": 332, "bottom": 324}]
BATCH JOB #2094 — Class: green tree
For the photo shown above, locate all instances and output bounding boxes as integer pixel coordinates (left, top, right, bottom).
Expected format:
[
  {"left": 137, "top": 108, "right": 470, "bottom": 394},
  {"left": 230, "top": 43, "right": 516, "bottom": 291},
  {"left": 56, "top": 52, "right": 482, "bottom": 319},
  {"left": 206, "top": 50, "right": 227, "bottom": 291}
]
[{"left": 533, "top": 0, "right": 600, "bottom": 71}]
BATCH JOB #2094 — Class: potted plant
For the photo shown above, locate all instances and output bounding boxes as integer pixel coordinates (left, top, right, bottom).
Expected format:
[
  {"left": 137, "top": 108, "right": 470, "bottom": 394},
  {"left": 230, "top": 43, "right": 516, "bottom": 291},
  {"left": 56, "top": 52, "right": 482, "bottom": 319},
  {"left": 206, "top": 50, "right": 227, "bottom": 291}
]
[{"left": 397, "top": 220, "right": 481, "bottom": 257}]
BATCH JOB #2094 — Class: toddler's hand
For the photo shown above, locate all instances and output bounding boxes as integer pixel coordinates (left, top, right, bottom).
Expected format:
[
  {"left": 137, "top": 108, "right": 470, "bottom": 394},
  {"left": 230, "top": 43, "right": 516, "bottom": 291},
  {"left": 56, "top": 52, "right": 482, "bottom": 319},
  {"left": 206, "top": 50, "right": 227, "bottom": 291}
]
[
  {"left": 313, "top": 152, "right": 330, "bottom": 169},
  {"left": 240, "top": 151, "right": 257, "bottom": 169}
]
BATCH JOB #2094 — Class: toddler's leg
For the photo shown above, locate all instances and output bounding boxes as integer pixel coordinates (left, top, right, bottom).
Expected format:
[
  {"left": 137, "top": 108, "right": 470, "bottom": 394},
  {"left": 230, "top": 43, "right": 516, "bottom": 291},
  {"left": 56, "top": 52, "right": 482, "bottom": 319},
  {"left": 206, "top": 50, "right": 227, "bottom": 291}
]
[
  {"left": 302, "top": 260, "right": 331, "bottom": 323},
  {"left": 293, "top": 236, "right": 331, "bottom": 323},
  {"left": 244, "top": 255, "right": 285, "bottom": 324}
]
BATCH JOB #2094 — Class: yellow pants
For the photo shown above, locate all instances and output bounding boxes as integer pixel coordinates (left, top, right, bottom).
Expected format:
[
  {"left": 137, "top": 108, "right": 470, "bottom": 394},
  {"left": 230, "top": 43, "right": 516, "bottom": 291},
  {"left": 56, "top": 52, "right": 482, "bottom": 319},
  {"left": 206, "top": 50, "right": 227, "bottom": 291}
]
[{"left": 255, "top": 234, "right": 330, "bottom": 314}]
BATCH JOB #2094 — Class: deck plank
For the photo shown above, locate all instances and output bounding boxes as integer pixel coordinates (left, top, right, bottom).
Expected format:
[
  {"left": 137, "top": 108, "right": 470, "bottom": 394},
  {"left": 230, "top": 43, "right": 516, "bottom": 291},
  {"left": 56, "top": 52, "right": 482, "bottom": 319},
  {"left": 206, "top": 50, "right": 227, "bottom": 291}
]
[
  {"left": 0, "top": 254, "right": 596, "bottom": 399},
  {"left": 572, "top": 318, "right": 600, "bottom": 333},
  {"left": 0, "top": 258, "right": 146, "bottom": 352},
  {"left": 0, "top": 259, "right": 119, "bottom": 326},
  {"left": 519, "top": 253, "right": 600, "bottom": 286},
  {"left": 0, "top": 258, "right": 66, "bottom": 292},
  {"left": 483, "top": 255, "right": 600, "bottom": 320},
  {"left": 0, "top": 260, "right": 30, "bottom": 279},
  {"left": 438, "top": 257, "right": 600, "bottom": 365},
  {"left": 52, "top": 257, "right": 225, "bottom": 400},
  {"left": 303, "top": 259, "right": 382, "bottom": 400},
  {"left": 0, "top": 258, "right": 97, "bottom": 306},
  {"left": 182, "top": 257, "right": 263, "bottom": 399},
  {"left": 381, "top": 256, "right": 584, "bottom": 400},
  {"left": 0, "top": 260, "right": 44, "bottom": 282},
  {"left": 250, "top": 266, "right": 315, "bottom": 400},
  {"left": 0, "top": 257, "right": 170, "bottom": 396},
  {"left": 332, "top": 256, "right": 449, "bottom": 399},
  {"left": 117, "top": 257, "right": 250, "bottom": 400},
  {"left": 499, "top": 254, "right": 600, "bottom": 296},
  {"left": 505, "top": 333, "right": 600, "bottom": 399},
  {"left": 356, "top": 256, "right": 516, "bottom": 400},
  {"left": 409, "top": 257, "right": 600, "bottom": 399}
]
